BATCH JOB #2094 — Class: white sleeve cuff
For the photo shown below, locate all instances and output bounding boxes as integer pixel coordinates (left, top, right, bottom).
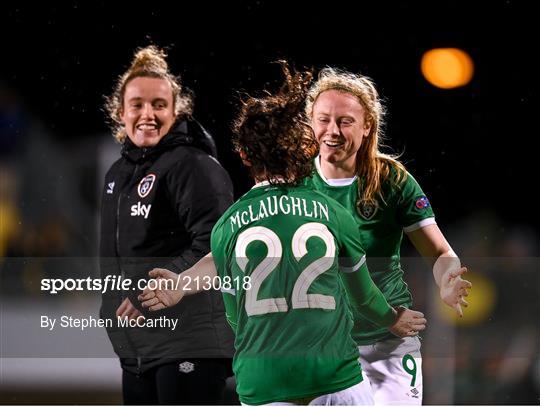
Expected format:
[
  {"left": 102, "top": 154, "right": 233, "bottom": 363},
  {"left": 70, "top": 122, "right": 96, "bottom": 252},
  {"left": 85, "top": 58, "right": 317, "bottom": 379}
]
[
  {"left": 221, "top": 287, "right": 236, "bottom": 296},
  {"left": 341, "top": 255, "right": 366, "bottom": 273},
  {"left": 403, "top": 217, "right": 436, "bottom": 233}
]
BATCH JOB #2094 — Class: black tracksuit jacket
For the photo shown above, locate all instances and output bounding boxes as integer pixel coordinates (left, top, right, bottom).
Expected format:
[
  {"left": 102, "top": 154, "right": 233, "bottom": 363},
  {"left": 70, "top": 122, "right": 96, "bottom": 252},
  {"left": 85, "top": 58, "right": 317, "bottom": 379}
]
[{"left": 100, "top": 119, "right": 235, "bottom": 374}]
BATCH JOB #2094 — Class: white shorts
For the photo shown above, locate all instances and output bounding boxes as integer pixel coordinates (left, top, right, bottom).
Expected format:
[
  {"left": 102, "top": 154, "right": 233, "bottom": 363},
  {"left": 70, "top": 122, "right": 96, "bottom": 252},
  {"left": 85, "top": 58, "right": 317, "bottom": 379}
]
[
  {"left": 358, "top": 336, "right": 423, "bottom": 405},
  {"left": 242, "top": 373, "right": 374, "bottom": 406}
]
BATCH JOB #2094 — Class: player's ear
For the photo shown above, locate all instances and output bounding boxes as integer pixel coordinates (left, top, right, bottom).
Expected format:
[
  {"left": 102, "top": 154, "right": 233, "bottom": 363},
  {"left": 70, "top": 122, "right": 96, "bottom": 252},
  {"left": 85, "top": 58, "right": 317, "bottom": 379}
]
[
  {"left": 238, "top": 149, "right": 252, "bottom": 167},
  {"left": 363, "top": 122, "right": 372, "bottom": 139}
]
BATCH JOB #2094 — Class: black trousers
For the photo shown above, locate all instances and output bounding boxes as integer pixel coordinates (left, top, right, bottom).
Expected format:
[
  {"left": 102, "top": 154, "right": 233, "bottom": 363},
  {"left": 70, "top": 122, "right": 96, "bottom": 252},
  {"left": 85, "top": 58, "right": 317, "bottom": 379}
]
[{"left": 122, "top": 358, "right": 232, "bottom": 405}]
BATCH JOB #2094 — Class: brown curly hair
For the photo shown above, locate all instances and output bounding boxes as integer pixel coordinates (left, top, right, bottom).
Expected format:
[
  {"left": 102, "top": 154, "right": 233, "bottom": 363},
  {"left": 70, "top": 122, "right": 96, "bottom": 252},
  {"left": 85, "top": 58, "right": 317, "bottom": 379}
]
[
  {"left": 104, "top": 45, "right": 193, "bottom": 143},
  {"left": 232, "top": 62, "right": 318, "bottom": 185}
]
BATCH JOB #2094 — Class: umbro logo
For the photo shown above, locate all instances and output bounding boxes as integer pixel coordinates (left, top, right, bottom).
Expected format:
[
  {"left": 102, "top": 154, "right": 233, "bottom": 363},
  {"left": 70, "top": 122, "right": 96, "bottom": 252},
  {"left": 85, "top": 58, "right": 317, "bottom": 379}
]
[
  {"left": 106, "top": 182, "right": 115, "bottom": 194},
  {"left": 179, "top": 361, "right": 195, "bottom": 373}
]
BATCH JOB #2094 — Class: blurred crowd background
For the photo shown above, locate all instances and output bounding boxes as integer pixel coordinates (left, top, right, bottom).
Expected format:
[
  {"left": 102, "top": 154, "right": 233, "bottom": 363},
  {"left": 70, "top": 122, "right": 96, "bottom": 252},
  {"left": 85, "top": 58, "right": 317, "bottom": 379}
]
[{"left": 1, "top": 1, "right": 539, "bottom": 404}]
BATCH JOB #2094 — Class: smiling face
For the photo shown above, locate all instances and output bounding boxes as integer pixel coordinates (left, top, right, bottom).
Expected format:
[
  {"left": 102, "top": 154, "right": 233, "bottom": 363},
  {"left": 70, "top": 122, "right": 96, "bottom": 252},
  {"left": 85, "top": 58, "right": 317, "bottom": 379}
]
[
  {"left": 120, "top": 76, "right": 176, "bottom": 148},
  {"left": 311, "top": 89, "right": 371, "bottom": 177}
]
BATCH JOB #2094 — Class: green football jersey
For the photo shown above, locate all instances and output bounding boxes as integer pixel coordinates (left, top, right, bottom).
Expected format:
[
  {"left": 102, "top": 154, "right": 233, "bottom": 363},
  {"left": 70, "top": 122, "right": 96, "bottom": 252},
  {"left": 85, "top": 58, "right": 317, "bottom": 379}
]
[
  {"left": 210, "top": 182, "right": 395, "bottom": 405},
  {"left": 303, "top": 157, "right": 435, "bottom": 345}
]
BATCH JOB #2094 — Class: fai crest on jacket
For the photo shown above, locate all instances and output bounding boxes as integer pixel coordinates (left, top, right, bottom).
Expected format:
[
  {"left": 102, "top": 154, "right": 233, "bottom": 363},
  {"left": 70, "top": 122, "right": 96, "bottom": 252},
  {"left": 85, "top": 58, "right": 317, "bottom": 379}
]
[
  {"left": 138, "top": 174, "right": 156, "bottom": 198},
  {"left": 357, "top": 200, "right": 378, "bottom": 220}
]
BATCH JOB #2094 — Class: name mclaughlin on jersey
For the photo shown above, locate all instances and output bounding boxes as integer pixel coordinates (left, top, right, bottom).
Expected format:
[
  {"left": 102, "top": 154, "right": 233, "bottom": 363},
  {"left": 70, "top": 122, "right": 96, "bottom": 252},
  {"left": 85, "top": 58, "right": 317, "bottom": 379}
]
[{"left": 229, "top": 196, "right": 330, "bottom": 232}]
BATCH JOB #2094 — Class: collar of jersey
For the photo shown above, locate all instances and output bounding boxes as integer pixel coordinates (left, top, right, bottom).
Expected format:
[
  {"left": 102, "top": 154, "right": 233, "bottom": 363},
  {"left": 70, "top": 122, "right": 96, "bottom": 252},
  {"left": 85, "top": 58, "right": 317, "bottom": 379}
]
[
  {"left": 251, "top": 179, "right": 286, "bottom": 189},
  {"left": 315, "top": 155, "right": 357, "bottom": 187}
]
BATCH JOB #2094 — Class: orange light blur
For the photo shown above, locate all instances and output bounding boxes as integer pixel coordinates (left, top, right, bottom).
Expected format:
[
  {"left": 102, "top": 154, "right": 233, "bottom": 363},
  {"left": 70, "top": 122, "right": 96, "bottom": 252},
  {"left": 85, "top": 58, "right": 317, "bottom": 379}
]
[{"left": 421, "top": 48, "right": 474, "bottom": 89}]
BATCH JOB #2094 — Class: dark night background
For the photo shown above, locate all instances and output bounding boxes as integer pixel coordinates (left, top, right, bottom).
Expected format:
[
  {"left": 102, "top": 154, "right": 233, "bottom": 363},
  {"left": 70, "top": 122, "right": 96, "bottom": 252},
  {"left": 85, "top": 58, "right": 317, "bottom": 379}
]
[
  {"left": 1, "top": 1, "right": 539, "bottom": 405},
  {"left": 3, "top": 1, "right": 538, "bottom": 231}
]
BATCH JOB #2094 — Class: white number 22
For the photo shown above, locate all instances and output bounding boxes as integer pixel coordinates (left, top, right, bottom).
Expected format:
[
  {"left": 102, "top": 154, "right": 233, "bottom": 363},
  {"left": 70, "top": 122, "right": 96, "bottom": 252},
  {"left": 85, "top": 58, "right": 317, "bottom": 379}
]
[{"left": 235, "top": 222, "right": 336, "bottom": 316}]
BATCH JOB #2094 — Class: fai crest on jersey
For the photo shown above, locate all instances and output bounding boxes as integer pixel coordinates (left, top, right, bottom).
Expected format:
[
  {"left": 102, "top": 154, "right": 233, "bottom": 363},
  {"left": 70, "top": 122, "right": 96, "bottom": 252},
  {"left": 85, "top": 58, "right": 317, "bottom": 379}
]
[
  {"left": 415, "top": 196, "right": 430, "bottom": 210},
  {"left": 138, "top": 174, "right": 156, "bottom": 198},
  {"left": 357, "top": 201, "right": 378, "bottom": 220}
]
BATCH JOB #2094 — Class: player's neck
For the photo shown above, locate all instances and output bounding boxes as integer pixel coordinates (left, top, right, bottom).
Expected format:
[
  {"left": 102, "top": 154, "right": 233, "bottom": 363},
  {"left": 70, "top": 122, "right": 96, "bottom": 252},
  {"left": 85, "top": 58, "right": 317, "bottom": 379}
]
[{"left": 320, "top": 157, "right": 356, "bottom": 179}]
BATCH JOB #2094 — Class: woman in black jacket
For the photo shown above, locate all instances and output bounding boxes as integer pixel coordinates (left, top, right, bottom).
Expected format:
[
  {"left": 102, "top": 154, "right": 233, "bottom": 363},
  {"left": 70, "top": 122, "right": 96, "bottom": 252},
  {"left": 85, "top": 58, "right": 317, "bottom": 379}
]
[{"left": 101, "top": 45, "right": 235, "bottom": 405}]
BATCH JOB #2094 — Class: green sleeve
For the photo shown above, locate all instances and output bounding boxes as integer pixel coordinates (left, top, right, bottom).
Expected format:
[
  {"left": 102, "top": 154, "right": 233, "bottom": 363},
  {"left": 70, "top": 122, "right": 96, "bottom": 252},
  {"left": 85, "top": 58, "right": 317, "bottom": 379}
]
[
  {"left": 222, "top": 292, "right": 238, "bottom": 330},
  {"left": 396, "top": 172, "right": 435, "bottom": 229},
  {"left": 211, "top": 223, "right": 238, "bottom": 330},
  {"left": 341, "top": 263, "right": 396, "bottom": 327},
  {"left": 337, "top": 207, "right": 396, "bottom": 327}
]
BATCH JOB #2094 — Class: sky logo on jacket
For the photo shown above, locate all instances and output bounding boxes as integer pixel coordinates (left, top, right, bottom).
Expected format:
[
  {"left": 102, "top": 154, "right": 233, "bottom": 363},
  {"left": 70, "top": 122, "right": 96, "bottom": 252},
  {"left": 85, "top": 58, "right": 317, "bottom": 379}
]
[
  {"left": 131, "top": 202, "right": 152, "bottom": 219},
  {"left": 138, "top": 174, "right": 156, "bottom": 198}
]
